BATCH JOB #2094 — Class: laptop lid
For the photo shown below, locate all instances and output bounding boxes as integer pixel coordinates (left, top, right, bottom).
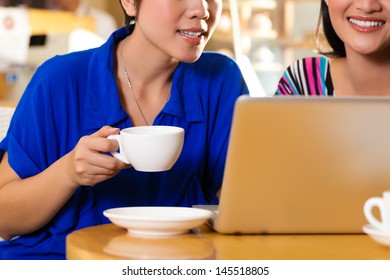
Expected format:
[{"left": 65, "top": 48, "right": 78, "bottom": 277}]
[{"left": 214, "top": 95, "right": 390, "bottom": 234}]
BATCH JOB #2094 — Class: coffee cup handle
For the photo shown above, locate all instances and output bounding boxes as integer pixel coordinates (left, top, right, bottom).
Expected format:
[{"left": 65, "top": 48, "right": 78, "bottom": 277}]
[
  {"left": 364, "top": 197, "right": 387, "bottom": 231},
  {"left": 107, "top": 134, "right": 131, "bottom": 164}
]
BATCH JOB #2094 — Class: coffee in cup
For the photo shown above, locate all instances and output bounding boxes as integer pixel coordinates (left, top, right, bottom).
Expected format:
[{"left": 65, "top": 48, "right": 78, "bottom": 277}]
[
  {"left": 364, "top": 190, "right": 390, "bottom": 232},
  {"left": 108, "top": 126, "right": 184, "bottom": 172}
]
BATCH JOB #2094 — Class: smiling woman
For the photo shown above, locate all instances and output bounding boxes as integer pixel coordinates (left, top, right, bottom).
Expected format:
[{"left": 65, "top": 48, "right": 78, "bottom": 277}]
[
  {"left": 276, "top": 0, "right": 390, "bottom": 97},
  {"left": 0, "top": 0, "right": 248, "bottom": 259}
]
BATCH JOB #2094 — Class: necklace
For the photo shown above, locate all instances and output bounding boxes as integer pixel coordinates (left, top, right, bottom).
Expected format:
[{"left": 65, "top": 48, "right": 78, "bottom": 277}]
[
  {"left": 120, "top": 37, "right": 171, "bottom": 126},
  {"left": 119, "top": 36, "right": 150, "bottom": 126}
]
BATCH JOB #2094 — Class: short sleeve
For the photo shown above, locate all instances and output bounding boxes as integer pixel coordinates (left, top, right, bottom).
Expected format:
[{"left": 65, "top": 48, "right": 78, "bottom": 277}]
[{"left": 275, "top": 56, "right": 332, "bottom": 96}]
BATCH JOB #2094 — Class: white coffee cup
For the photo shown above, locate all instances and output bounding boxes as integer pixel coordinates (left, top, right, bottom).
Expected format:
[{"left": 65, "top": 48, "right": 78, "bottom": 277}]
[
  {"left": 107, "top": 126, "right": 184, "bottom": 172},
  {"left": 364, "top": 191, "right": 390, "bottom": 232}
]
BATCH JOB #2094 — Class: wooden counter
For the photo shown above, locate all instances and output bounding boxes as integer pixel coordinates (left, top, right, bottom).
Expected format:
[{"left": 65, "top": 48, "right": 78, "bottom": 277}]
[
  {"left": 66, "top": 223, "right": 390, "bottom": 260},
  {"left": 29, "top": 8, "right": 95, "bottom": 35}
]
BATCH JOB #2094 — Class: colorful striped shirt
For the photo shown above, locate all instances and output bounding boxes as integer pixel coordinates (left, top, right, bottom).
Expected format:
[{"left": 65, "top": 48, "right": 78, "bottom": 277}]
[{"left": 275, "top": 56, "right": 334, "bottom": 96}]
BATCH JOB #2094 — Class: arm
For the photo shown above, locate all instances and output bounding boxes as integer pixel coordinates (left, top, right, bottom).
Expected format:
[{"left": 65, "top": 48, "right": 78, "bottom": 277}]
[{"left": 0, "top": 126, "right": 128, "bottom": 240}]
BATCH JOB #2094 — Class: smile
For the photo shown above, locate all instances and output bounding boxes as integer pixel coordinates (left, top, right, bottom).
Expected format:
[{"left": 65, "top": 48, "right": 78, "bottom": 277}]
[
  {"left": 179, "top": 31, "right": 203, "bottom": 38},
  {"left": 348, "top": 18, "right": 385, "bottom": 28}
]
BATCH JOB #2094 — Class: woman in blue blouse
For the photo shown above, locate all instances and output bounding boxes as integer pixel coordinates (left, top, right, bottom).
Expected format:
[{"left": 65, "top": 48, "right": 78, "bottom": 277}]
[{"left": 0, "top": 0, "right": 248, "bottom": 259}]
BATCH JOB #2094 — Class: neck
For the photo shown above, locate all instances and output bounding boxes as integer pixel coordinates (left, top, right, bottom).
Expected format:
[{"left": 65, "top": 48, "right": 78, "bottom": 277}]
[
  {"left": 118, "top": 30, "right": 179, "bottom": 87},
  {"left": 116, "top": 36, "right": 175, "bottom": 126},
  {"left": 332, "top": 51, "right": 390, "bottom": 97}
]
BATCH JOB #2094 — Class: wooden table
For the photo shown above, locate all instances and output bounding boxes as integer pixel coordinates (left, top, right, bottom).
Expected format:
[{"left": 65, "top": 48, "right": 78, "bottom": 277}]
[{"left": 66, "top": 223, "right": 390, "bottom": 260}]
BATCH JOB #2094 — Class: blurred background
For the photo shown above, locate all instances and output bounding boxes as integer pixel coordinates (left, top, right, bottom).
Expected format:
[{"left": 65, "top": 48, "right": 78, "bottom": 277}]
[{"left": 0, "top": 0, "right": 322, "bottom": 106}]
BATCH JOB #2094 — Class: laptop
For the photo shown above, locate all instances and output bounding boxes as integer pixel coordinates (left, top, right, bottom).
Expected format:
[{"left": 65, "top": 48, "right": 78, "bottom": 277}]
[{"left": 197, "top": 95, "right": 390, "bottom": 234}]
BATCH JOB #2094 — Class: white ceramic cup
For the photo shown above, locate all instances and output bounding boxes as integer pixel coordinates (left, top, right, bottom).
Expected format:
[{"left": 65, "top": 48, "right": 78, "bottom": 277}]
[
  {"left": 107, "top": 126, "right": 184, "bottom": 172},
  {"left": 364, "top": 191, "right": 390, "bottom": 232}
]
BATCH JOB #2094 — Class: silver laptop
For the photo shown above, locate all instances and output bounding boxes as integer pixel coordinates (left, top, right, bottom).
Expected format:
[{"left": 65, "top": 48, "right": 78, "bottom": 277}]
[{"left": 197, "top": 95, "right": 390, "bottom": 234}]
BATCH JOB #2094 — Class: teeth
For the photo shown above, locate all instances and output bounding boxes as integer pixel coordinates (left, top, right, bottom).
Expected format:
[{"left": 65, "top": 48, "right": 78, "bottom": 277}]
[
  {"left": 349, "top": 18, "right": 384, "bottom": 27},
  {"left": 180, "top": 31, "right": 202, "bottom": 38}
]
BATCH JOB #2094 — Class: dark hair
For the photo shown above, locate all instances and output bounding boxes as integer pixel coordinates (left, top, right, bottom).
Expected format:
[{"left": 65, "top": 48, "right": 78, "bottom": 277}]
[
  {"left": 317, "top": 0, "right": 346, "bottom": 58},
  {"left": 119, "top": 0, "right": 141, "bottom": 32}
]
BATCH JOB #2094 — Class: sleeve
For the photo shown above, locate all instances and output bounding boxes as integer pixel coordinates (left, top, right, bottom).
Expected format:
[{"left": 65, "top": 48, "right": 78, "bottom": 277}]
[
  {"left": 275, "top": 56, "right": 330, "bottom": 96},
  {"left": 275, "top": 58, "right": 308, "bottom": 96},
  {"left": 0, "top": 61, "right": 73, "bottom": 179}
]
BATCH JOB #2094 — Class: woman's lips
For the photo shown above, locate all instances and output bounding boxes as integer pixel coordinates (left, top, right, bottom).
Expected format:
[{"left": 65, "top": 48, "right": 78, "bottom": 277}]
[
  {"left": 348, "top": 17, "right": 385, "bottom": 32},
  {"left": 178, "top": 29, "right": 207, "bottom": 46}
]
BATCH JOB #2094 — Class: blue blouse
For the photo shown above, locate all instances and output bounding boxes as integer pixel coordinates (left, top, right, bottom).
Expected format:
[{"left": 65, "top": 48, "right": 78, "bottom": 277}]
[{"left": 0, "top": 27, "right": 248, "bottom": 259}]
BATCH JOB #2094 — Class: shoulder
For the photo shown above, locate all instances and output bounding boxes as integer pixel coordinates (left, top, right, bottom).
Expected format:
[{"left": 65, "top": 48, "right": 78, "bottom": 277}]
[
  {"left": 195, "top": 52, "right": 240, "bottom": 72},
  {"left": 283, "top": 56, "right": 330, "bottom": 83},
  {"left": 21, "top": 52, "right": 90, "bottom": 104},
  {"left": 34, "top": 50, "right": 94, "bottom": 82},
  {"left": 276, "top": 56, "right": 332, "bottom": 96},
  {"left": 19, "top": 49, "right": 96, "bottom": 110},
  {"left": 190, "top": 52, "right": 244, "bottom": 86},
  {"left": 286, "top": 56, "right": 330, "bottom": 73}
]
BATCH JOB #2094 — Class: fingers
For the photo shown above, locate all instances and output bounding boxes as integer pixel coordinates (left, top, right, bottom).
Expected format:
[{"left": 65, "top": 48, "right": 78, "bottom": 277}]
[
  {"left": 83, "top": 135, "right": 119, "bottom": 154},
  {"left": 74, "top": 150, "right": 120, "bottom": 174},
  {"left": 69, "top": 126, "right": 130, "bottom": 186},
  {"left": 90, "top": 126, "right": 121, "bottom": 153},
  {"left": 81, "top": 149, "right": 128, "bottom": 173},
  {"left": 92, "top": 126, "right": 120, "bottom": 138}
]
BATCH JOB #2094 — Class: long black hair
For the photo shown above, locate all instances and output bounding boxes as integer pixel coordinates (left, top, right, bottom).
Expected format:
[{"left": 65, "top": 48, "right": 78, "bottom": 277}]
[{"left": 316, "top": 0, "right": 346, "bottom": 57}]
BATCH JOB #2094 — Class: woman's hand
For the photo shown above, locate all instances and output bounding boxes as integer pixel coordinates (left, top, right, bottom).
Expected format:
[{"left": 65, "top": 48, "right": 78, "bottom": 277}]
[
  {"left": 0, "top": 126, "right": 130, "bottom": 238},
  {"left": 66, "top": 126, "right": 131, "bottom": 187}
]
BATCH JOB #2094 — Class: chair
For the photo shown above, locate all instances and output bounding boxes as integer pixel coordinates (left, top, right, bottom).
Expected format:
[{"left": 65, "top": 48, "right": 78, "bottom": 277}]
[{"left": 0, "top": 106, "right": 15, "bottom": 141}]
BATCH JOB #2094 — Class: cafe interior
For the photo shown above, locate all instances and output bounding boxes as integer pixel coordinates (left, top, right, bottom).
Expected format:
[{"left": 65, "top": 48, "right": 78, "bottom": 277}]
[
  {"left": 1, "top": 0, "right": 390, "bottom": 261},
  {"left": 0, "top": 0, "right": 321, "bottom": 107}
]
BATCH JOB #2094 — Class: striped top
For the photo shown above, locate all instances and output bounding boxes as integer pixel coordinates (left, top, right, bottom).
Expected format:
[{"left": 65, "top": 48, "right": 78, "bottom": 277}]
[{"left": 275, "top": 56, "right": 334, "bottom": 96}]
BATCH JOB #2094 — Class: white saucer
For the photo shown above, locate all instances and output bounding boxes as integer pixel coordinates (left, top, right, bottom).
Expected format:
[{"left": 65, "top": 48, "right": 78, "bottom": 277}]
[
  {"left": 362, "top": 224, "right": 390, "bottom": 247},
  {"left": 103, "top": 206, "right": 213, "bottom": 238}
]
